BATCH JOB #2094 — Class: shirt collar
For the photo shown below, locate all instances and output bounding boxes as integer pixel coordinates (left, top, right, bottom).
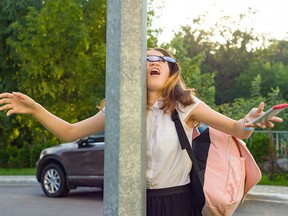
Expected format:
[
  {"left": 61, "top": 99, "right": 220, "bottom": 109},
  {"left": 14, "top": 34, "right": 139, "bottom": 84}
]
[{"left": 148, "top": 97, "right": 163, "bottom": 109}]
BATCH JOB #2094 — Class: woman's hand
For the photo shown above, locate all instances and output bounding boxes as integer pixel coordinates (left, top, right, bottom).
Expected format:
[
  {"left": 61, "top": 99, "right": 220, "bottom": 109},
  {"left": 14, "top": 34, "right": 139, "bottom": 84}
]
[
  {"left": 243, "top": 102, "right": 283, "bottom": 129},
  {"left": 0, "top": 92, "right": 36, "bottom": 116}
]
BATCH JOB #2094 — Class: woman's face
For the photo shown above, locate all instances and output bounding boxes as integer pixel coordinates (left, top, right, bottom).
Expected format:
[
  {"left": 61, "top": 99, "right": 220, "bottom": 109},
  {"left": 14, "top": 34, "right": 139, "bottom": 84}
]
[{"left": 146, "top": 50, "right": 171, "bottom": 93}]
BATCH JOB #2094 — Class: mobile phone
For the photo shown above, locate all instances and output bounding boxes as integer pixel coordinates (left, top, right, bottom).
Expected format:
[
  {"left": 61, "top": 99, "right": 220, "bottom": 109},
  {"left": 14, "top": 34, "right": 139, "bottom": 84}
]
[{"left": 252, "top": 103, "right": 288, "bottom": 124}]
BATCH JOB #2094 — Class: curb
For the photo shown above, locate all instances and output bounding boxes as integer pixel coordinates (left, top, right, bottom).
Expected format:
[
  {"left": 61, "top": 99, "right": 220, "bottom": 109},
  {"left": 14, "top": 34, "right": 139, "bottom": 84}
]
[
  {"left": 245, "top": 193, "right": 288, "bottom": 203},
  {"left": 245, "top": 185, "right": 288, "bottom": 204},
  {"left": 0, "top": 176, "right": 38, "bottom": 186}
]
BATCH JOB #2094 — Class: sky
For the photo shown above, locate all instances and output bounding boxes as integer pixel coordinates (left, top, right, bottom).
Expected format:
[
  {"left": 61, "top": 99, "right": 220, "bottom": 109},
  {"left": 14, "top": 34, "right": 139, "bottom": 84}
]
[{"left": 151, "top": 0, "right": 288, "bottom": 44}]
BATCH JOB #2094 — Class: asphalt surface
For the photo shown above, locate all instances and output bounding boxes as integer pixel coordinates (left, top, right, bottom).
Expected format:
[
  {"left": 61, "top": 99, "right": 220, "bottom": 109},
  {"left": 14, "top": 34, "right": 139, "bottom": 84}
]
[{"left": 0, "top": 175, "right": 288, "bottom": 204}]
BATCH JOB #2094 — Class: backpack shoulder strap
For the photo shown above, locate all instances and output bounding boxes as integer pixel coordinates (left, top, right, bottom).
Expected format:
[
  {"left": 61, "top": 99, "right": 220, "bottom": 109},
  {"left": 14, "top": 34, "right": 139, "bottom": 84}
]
[{"left": 171, "top": 110, "right": 204, "bottom": 186}]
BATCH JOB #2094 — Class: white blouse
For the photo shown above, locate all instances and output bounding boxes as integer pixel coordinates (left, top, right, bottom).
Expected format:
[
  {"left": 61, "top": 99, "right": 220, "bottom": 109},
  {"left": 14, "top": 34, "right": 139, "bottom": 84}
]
[{"left": 146, "top": 96, "right": 201, "bottom": 189}]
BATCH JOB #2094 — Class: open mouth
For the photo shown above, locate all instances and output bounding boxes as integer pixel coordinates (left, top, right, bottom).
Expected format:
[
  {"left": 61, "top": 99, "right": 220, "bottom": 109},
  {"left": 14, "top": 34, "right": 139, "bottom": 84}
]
[{"left": 150, "top": 68, "right": 160, "bottom": 76}]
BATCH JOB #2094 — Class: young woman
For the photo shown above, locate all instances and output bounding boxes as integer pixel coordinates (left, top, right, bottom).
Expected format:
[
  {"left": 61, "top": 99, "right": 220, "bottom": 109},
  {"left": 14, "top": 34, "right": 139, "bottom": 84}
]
[{"left": 0, "top": 47, "right": 282, "bottom": 216}]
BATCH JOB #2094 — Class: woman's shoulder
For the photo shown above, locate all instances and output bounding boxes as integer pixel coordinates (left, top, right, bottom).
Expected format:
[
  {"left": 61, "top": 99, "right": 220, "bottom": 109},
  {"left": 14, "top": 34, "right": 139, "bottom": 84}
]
[
  {"left": 177, "top": 95, "right": 201, "bottom": 119},
  {"left": 191, "top": 94, "right": 201, "bottom": 104}
]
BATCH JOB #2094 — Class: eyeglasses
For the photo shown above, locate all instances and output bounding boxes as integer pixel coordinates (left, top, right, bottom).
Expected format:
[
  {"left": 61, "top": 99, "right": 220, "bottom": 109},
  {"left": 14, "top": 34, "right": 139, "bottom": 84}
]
[{"left": 147, "top": 55, "right": 176, "bottom": 63}]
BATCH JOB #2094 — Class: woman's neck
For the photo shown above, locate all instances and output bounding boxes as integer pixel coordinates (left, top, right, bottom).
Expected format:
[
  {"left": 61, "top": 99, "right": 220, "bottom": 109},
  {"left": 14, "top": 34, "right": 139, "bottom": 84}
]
[{"left": 147, "top": 91, "right": 162, "bottom": 107}]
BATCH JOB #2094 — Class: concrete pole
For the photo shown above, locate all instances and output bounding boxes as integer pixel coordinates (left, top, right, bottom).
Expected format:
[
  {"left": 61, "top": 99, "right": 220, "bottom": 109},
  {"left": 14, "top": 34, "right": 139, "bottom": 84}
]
[{"left": 104, "top": 0, "right": 147, "bottom": 215}]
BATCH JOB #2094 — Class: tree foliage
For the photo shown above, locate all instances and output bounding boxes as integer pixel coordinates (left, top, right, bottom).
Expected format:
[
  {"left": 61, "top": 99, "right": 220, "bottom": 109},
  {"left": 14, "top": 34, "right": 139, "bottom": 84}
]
[
  {"left": 162, "top": 32, "right": 216, "bottom": 107},
  {"left": 147, "top": 0, "right": 161, "bottom": 48},
  {"left": 0, "top": 0, "right": 44, "bottom": 155},
  {"left": 0, "top": 0, "right": 43, "bottom": 91},
  {"left": 9, "top": 0, "right": 106, "bottom": 116},
  {"left": 1, "top": 0, "right": 107, "bottom": 155},
  {"left": 235, "top": 42, "right": 288, "bottom": 102},
  {"left": 173, "top": 11, "right": 262, "bottom": 104}
]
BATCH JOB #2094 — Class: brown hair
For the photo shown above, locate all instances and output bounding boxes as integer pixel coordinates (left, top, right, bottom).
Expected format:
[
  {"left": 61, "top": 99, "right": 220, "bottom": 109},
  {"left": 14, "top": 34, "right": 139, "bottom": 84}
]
[{"left": 147, "top": 47, "right": 196, "bottom": 112}]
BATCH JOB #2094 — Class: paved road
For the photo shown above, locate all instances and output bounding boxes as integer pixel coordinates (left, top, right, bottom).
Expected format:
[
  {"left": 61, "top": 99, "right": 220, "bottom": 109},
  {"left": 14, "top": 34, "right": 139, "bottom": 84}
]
[
  {"left": 0, "top": 186, "right": 103, "bottom": 216},
  {"left": 1, "top": 185, "right": 288, "bottom": 216},
  {"left": 234, "top": 200, "right": 288, "bottom": 216}
]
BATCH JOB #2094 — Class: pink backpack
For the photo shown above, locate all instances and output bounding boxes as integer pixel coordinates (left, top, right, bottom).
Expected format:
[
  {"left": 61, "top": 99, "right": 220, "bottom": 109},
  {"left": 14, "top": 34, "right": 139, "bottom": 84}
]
[{"left": 172, "top": 110, "right": 262, "bottom": 216}]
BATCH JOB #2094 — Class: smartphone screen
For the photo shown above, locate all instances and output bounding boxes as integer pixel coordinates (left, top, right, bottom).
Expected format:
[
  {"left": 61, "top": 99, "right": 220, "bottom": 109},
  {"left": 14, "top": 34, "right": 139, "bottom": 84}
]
[{"left": 252, "top": 104, "right": 288, "bottom": 124}]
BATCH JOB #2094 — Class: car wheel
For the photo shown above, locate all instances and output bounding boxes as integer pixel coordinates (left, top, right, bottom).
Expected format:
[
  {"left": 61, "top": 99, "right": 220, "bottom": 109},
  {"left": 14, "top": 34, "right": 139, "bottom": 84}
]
[{"left": 40, "top": 163, "right": 69, "bottom": 197}]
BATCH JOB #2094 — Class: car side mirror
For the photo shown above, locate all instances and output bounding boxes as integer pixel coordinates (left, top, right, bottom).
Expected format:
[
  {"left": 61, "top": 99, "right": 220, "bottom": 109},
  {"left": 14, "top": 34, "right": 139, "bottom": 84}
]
[{"left": 77, "top": 137, "right": 89, "bottom": 147}]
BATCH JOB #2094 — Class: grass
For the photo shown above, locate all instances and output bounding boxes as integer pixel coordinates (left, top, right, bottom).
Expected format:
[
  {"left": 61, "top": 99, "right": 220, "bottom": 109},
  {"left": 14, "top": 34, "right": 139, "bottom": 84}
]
[
  {"left": 258, "top": 174, "right": 288, "bottom": 186},
  {"left": 0, "top": 168, "right": 36, "bottom": 176}
]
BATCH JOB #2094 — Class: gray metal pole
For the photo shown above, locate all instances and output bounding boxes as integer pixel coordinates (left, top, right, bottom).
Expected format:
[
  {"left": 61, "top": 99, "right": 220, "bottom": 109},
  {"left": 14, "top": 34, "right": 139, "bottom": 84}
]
[{"left": 104, "top": 0, "right": 147, "bottom": 215}]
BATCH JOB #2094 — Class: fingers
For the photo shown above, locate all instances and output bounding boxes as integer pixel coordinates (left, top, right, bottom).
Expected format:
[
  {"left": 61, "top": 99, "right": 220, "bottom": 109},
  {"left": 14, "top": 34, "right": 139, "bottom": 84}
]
[
  {"left": 0, "top": 92, "right": 14, "bottom": 99},
  {"left": 0, "top": 98, "right": 11, "bottom": 110},
  {"left": 255, "top": 103, "right": 283, "bottom": 128},
  {"left": 6, "top": 109, "right": 14, "bottom": 116},
  {"left": 270, "top": 116, "right": 283, "bottom": 123},
  {"left": 256, "top": 120, "right": 275, "bottom": 129},
  {"left": 244, "top": 115, "right": 282, "bottom": 130},
  {"left": 244, "top": 122, "right": 266, "bottom": 130},
  {"left": 0, "top": 93, "right": 14, "bottom": 116},
  {"left": 245, "top": 120, "right": 279, "bottom": 130},
  {"left": 0, "top": 104, "right": 13, "bottom": 116},
  {"left": 1, "top": 92, "right": 35, "bottom": 115},
  {"left": 12, "top": 92, "right": 22, "bottom": 98},
  {"left": 256, "top": 102, "right": 265, "bottom": 114},
  {"left": 0, "top": 103, "right": 11, "bottom": 110},
  {"left": 0, "top": 93, "right": 14, "bottom": 106},
  {"left": 265, "top": 121, "right": 274, "bottom": 128},
  {"left": 0, "top": 97, "right": 12, "bottom": 104},
  {"left": 257, "top": 123, "right": 267, "bottom": 129}
]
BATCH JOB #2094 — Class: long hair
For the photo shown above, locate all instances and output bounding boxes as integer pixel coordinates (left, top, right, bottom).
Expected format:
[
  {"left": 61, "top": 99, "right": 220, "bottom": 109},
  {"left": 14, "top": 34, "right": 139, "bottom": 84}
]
[{"left": 147, "top": 47, "right": 196, "bottom": 112}]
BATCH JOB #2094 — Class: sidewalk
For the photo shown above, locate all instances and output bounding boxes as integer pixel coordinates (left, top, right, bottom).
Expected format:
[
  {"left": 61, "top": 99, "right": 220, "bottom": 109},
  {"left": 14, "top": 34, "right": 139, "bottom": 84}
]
[
  {"left": 245, "top": 184, "right": 288, "bottom": 203},
  {"left": 0, "top": 176, "right": 288, "bottom": 204}
]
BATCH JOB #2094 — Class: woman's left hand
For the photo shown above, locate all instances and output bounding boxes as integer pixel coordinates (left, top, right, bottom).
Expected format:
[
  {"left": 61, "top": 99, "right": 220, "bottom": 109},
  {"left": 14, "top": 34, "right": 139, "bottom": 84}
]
[{"left": 243, "top": 102, "right": 283, "bottom": 129}]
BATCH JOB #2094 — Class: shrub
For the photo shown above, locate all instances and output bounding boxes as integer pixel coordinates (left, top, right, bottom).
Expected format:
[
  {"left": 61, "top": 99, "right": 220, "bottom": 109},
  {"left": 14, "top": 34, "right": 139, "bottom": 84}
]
[{"left": 246, "top": 132, "right": 270, "bottom": 163}]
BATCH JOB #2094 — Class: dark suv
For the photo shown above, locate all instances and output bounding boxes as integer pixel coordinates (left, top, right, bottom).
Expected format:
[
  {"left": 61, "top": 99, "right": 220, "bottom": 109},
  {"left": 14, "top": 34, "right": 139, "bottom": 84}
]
[{"left": 36, "top": 132, "right": 104, "bottom": 197}]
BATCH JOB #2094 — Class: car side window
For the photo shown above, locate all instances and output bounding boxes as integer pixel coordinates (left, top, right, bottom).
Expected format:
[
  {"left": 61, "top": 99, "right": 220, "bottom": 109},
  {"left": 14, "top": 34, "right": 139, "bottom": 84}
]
[{"left": 89, "top": 137, "right": 104, "bottom": 143}]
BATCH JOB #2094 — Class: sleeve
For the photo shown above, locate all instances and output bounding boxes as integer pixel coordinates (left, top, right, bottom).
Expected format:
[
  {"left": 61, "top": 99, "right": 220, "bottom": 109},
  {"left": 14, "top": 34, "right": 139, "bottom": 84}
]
[
  {"left": 101, "top": 106, "right": 105, "bottom": 116},
  {"left": 178, "top": 95, "right": 201, "bottom": 120}
]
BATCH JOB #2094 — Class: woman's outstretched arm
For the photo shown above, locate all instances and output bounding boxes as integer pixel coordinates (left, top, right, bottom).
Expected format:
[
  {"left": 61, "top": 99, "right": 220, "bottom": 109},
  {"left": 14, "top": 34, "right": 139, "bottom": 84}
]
[
  {"left": 187, "top": 101, "right": 283, "bottom": 139},
  {"left": 0, "top": 92, "right": 105, "bottom": 142}
]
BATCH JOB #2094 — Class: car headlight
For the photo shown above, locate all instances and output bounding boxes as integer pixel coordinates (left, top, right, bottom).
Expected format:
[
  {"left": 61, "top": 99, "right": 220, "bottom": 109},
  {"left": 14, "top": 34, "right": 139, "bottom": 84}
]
[{"left": 39, "top": 150, "right": 47, "bottom": 160}]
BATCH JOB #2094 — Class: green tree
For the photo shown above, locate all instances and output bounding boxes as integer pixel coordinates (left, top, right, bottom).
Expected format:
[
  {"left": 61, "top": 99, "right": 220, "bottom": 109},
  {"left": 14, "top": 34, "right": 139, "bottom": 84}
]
[
  {"left": 17, "top": 142, "right": 31, "bottom": 168},
  {"left": 266, "top": 39, "right": 288, "bottom": 65},
  {"left": 168, "top": 10, "right": 265, "bottom": 104},
  {"left": 147, "top": 0, "right": 160, "bottom": 48},
  {"left": 163, "top": 31, "right": 216, "bottom": 107},
  {"left": 203, "top": 13, "right": 260, "bottom": 104},
  {"left": 0, "top": 0, "right": 43, "bottom": 91},
  {"left": 235, "top": 59, "right": 288, "bottom": 102},
  {"left": 0, "top": 0, "right": 44, "bottom": 151},
  {"left": 250, "top": 74, "right": 262, "bottom": 98},
  {"left": 218, "top": 74, "right": 286, "bottom": 130},
  {"left": 7, "top": 0, "right": 106, "bottom": 146}
]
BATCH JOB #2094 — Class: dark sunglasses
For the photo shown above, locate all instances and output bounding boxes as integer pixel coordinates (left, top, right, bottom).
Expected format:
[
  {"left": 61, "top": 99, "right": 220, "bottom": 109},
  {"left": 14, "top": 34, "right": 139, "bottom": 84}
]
[{"left": 147, "top": 55, "right": 177, "bottom": 63}]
